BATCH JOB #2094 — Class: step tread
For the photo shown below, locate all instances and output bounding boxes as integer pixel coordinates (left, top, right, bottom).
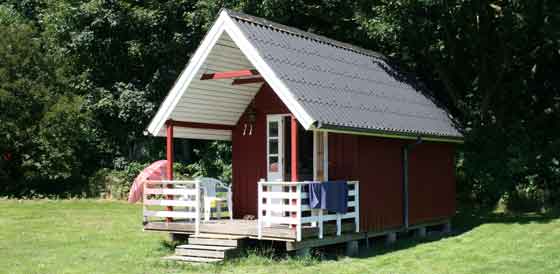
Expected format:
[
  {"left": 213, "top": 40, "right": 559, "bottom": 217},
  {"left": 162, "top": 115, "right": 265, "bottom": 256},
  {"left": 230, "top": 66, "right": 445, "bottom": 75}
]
[
  {"left": 192, "top": 233, "right": 247, "bottom": 240},
  {"left": 188, "top": 238, "right": 239, "bottom": 247},
  {"left": 163, "top": 255, "right": 223, "bottom": 263},
  {"left": 175, "top": 248, "right": 234, "bottom": 259},
  {"left": 177, "top": 244, "right": 237, "bottom": 251}
]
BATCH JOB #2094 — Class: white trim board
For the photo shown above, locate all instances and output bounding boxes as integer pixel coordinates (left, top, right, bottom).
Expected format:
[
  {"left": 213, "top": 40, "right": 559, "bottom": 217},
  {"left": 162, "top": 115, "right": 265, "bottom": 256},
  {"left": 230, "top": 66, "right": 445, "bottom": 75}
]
[{"left": 146, "top": 10, "right": 315, "bottom": 138}]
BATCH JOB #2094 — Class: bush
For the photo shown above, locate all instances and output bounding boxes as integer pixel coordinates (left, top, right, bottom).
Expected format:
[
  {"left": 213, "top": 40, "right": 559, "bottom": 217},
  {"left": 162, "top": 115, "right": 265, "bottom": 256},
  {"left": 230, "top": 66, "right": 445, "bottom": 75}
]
[
  {"left": 88, "top": 161, "right": 198, "bottom": 199},
  {"left": 502, "top": 185, "right": 551, "bottom": 213}
]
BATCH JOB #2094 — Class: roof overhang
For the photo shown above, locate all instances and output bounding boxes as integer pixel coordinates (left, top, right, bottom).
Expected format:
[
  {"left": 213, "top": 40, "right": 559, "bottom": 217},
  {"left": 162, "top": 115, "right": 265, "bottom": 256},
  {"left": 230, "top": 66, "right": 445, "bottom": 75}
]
[
  {"left": 313, "top": 123, "right": 464, "bottom": 144},
  {"left": 146, "top": 10, "right": 315, "bottom": 140}
]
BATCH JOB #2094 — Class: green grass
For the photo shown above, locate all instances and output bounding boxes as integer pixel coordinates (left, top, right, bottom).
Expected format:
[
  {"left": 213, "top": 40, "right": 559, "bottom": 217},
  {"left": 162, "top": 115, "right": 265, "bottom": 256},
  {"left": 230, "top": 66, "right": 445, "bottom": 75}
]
[{"left": 2, "top": 199, "right": 559, "bottom": 274}]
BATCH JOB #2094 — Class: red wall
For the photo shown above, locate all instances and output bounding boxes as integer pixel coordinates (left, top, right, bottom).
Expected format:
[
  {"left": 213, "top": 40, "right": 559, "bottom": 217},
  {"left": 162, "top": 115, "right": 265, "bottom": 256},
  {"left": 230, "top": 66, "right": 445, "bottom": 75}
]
[
  {"left": 231, "top": 84, "right": 457, "bottom": 228},
  {"left": 328, "top": 133, "right": 456, "bottom": 232},
  {"left": 408, "top": 143, "right": 456, "bottom": 224},
  {"left": 232, "top": 84, "right": 289, "bottom": 218}
]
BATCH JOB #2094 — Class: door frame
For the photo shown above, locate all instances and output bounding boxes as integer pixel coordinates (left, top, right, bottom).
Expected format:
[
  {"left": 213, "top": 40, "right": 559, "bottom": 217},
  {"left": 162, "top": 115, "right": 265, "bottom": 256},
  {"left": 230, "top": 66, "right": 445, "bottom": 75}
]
[
  {"left": 313, "top": 131, "right": 329, "bottom": 181},
  {"left": 266, "top": 114, "right": 291, "bottom": 181}
]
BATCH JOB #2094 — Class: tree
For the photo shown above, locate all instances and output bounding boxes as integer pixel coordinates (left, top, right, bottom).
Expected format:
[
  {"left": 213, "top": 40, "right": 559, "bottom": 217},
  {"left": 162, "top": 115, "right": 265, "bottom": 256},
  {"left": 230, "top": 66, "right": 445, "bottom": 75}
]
[
  {"left": 353, "top": 0, "right": 560, "bottom": 205},
  {"left": 40, "top": 0, "right": 215, "bottom": 162},
  {"left": 0, "top": 4, "right": 98, "bottom": 195},
  {"left": 1, "top": 0, "right": 559, "bottom": 206}
]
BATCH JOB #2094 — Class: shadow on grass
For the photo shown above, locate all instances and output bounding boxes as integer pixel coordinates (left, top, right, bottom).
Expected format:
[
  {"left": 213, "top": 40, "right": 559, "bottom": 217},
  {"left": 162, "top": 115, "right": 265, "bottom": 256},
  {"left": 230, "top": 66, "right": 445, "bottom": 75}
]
[
  {"left": 354, "top": 207, "right": 560, "bottom": 260},
  {"left": 154, "top": 208, "right": 560, "bottom": 265},
  {"left": 453, "top": 207, "right": 559, "bottom": 232}
]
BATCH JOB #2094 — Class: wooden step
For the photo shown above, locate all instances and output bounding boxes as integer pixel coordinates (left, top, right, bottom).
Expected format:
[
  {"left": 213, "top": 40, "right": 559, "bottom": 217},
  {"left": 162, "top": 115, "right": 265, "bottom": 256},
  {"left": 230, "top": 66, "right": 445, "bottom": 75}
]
[
  {"left": 192, "top": 233, "right": 247, "bottom": 240},
  {"left": 188, "top": 237, "right": 240, "bottom": 247},
  {"left": 177, "top": 244, "right": 236, "bottom": 251},
  {"left": 175, "top": 244, "right": 238, "bottom": 259},
  {"left": 163, "top": 255, "right": 222, "bottom": 263}
]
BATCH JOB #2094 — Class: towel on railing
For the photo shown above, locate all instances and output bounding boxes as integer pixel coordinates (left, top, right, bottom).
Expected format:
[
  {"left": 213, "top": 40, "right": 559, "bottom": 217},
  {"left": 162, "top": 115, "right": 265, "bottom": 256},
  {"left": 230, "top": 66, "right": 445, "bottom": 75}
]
[
  {"left": 308, "top": 181, "right": 348, "bottom": 214},
  {"left": 308, "top": 181, "right": 322, "bottom": 209}
]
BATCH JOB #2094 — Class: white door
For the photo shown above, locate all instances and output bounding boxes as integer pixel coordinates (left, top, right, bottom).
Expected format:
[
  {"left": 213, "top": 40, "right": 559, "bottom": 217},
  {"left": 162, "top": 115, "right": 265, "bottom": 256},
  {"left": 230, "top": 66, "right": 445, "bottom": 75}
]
[{"left": 266, "top": 115, "right": 284, "bottom": 181}]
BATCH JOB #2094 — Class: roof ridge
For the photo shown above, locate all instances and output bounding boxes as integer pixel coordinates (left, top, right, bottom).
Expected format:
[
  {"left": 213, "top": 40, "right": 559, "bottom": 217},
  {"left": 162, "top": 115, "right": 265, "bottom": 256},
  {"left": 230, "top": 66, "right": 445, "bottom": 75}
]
[{"left": 223, "top": 9, "right": 386, "bottom": 60}]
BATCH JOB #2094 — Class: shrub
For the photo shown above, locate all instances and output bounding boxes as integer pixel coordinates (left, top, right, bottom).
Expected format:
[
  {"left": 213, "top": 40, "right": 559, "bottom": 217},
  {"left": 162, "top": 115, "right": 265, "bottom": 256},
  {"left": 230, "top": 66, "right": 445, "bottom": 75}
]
[{"left": 88, "top": 161, "right": 196, "bottom": 199}]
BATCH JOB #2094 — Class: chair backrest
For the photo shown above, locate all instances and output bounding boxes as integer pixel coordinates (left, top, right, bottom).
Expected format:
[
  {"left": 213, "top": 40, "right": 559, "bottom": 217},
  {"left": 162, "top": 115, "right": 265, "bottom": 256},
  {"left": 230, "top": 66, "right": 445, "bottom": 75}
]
[{"left": 198, "top": 177, "right": 228, "bottom": 197}]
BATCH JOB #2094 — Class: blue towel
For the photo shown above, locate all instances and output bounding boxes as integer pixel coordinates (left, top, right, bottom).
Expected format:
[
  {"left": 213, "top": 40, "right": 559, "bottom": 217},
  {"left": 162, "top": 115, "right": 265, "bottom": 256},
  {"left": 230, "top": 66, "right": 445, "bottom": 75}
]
[
  {"left": 308, "top": 182, "right": 322, "bottom": 209},
  {"left": 307, "top": 181, "right": 348, "bottom": 214},
  {"left": 321, "top": 181, "right": 348, "bottom": 214}
]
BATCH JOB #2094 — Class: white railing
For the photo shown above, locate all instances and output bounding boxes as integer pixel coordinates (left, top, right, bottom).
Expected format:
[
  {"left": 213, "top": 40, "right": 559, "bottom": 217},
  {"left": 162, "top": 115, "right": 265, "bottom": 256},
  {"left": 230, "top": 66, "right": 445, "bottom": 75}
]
[
  {"left": 143, "top": 180, "right": 201, "bottom": 235},
  {"left": 257, "top": 180, "right": 359, "bottom": 241}
]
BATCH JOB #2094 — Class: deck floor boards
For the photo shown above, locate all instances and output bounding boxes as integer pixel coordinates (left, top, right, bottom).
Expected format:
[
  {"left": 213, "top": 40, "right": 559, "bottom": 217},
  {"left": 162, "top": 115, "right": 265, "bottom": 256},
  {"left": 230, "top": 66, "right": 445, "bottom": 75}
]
[
  {"left": 144, "top": 219, "right": 356, "bottom": 241},
  {"left": 144, "top": 219, "right": 295, "bottom": 240}
]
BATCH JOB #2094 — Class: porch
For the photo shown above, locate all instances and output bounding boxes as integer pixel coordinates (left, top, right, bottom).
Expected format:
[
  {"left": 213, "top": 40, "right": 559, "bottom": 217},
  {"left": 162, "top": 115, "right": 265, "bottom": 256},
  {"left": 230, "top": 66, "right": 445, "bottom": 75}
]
[{"left": 142, "top": 179, "right": 361, "bottom": 250}]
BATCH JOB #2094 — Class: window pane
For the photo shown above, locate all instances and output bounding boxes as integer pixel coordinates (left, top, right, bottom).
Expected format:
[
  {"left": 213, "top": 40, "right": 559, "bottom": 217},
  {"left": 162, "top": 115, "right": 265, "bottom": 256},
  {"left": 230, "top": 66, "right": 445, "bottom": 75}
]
[
  {"left": 269, "top": 139, "right": 278, "bottom": 154},
  {"left": 269, "top": 156, "right": 279, "bottom": 172},
  {"left": 269, "top": 121, "right": 278, "bottom": 137}
]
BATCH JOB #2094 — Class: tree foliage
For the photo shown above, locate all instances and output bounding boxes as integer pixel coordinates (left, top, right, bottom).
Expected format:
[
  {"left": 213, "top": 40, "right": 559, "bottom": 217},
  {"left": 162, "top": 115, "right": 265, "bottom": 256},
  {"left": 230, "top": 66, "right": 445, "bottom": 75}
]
[
  {"left": 0, "top": 5, "right": 99, "bottom": 194},
  {"left": 1, "top": 0, "right": 559, "bottom": 206},
  {"left": 352, "top": 0, "right": 560, "bottom": 205}
]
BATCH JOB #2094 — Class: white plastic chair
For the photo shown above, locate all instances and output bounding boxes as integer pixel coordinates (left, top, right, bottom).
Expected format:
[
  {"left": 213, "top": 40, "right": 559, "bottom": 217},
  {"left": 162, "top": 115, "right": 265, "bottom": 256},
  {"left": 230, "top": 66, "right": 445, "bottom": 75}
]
[{"left": 198, "top": 177, "right": 233, "bottom": 220}]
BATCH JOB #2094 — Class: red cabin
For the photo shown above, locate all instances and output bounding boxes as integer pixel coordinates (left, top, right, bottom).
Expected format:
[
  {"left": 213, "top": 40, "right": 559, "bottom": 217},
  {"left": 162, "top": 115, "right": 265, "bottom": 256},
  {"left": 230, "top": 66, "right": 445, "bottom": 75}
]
[{"left": 143, "top": 9, "right": 462, "bottom": 256}]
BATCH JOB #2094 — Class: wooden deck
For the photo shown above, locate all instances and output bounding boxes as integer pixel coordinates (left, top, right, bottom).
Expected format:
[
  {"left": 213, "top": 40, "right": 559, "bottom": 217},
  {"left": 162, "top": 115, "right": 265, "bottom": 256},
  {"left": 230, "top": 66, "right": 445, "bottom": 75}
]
[{"left": 144, "top": 219, "right": 356, "bottom": 241}]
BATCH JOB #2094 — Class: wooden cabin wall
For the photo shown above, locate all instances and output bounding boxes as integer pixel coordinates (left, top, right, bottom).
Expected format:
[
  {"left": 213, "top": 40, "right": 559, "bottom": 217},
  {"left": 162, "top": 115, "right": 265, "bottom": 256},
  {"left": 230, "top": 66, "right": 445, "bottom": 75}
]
[
  {"left": 231, "top": 84, "right": 289, "bottom": 218},
  {"left": 328, "top": 133, "right": 456, "bottom": 232},
  {"left": 329, "top": 134, "right": 405, "bottom": 231},
  {"left": 408, "top": 143, "right": 456, "bottom": 225},
  {"left": 231, "top": 84, "right": 456, "bottom": 227}
]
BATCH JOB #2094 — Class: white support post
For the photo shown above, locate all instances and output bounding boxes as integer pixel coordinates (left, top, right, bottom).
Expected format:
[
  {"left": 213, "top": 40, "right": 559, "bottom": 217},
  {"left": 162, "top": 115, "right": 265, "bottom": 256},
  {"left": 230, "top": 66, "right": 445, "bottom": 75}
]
[
  {"left": 354, "top": 182, "right": 360, "bottom": 232},
  {"left": 143, "top": 182, "right": 148, "bottom": 223},
  {"left": 227, "top": 188, "right": 233, "bottom": 220},
  {"left": 318, "top": 209, "right": 324, "bottom": 239},
  {"left": 313, "top": 131, "right": 317, "bottom": 181},
  {"left": 264, "top": 184, "right": 271, "bottom": 227},
  {"left": 320, "top": 131, "right": 328, "bottom": 239},
  {"left": 257, "top": 179, "right": 264, "bottom": 239},
  {"left": 296, "top": 183, "right": 302, "bottom": 242},
  {"left": 194, "top": 180, "right": 200, "bottom": 236},
  {"left": 336, "top": 213, "right": 342, "bottom": 236},
  {"left": 311, "top": 131, "right": 318, "bottom": 228}
]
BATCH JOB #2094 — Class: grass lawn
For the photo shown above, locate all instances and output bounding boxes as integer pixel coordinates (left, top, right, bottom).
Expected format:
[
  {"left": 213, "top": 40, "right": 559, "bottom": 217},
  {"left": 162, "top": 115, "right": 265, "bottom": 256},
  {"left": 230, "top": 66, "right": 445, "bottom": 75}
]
[{"left": 2, "top": 199, "right": 559, "bottom": 274}]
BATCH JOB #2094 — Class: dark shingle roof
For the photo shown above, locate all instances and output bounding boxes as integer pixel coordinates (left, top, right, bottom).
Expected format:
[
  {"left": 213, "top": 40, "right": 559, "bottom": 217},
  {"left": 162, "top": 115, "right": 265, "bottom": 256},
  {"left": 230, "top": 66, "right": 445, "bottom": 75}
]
[{"left": 226, "top": 10, "right": 462, "bottom": 139}]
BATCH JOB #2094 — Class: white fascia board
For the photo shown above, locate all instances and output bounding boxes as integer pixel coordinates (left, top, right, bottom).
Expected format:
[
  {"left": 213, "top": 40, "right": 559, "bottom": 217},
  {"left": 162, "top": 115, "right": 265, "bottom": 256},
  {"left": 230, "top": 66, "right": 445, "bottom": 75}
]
[
  {"left": 222, "top": 13, "right": 316, "bottom": 130},
  {"left": 146, "top": 10, "right": 316, "bottom": 135},
  {"left": 146, "top": 12, "right": 230, "bottom": 136}
]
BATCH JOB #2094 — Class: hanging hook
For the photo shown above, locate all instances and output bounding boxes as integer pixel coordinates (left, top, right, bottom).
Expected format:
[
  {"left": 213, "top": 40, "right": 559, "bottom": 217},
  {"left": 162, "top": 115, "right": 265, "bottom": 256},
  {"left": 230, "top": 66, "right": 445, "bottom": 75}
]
[
  {"left": 249, "top": 124, "right": 253, "bottom": 136},
  {"left": 243, "top": 123, "right": 247, "bottom": 136}
]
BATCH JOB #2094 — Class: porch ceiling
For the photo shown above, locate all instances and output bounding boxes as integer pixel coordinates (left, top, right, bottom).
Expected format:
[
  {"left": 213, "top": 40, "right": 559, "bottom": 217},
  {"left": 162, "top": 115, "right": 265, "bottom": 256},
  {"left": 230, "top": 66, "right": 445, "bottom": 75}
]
[{"left": 156, "top": 32, "right": 261, "bottom": 140}]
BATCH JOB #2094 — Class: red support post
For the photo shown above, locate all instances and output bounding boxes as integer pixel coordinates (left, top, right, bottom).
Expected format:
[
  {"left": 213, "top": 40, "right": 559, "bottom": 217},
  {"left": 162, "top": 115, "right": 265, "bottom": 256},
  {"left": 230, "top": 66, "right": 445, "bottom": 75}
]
[
  {"left": 290, "top": 115, "right": 299, "bottom": 229},
  {"left": 291, "top": 115, "right": 298, "bottom": 182},
  {"left": 165, "top": 121, "right": 174, "bottom": 222}
]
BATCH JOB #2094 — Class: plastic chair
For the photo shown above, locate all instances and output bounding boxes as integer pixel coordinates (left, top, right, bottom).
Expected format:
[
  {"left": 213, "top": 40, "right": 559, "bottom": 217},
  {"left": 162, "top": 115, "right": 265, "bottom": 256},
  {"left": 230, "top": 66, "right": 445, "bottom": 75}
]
[{"left": 198, "top": 177, "right": 233, "bottom": 220}]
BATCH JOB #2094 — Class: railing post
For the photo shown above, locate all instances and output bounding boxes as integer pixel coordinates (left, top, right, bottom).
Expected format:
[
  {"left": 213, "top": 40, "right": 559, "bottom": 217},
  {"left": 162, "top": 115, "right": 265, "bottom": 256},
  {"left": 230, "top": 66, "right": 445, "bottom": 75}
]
[
  {"left": 318, "top": 207, "right": 324, "bottom": 239},
  {"left": 194, "top": 180, "right": 200, "bottom": 236},
  {"left": 336, "top": 213, "right": 342, "bottom": 236},
  {"left": 257, "top": 179, "right": 264, "bottom": 239},
  {"left": 143, "top": 181, "right": 148, "bottom": 223},
  {"left": 296, "top": 183, "right": 302, "bottom": 242}
]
